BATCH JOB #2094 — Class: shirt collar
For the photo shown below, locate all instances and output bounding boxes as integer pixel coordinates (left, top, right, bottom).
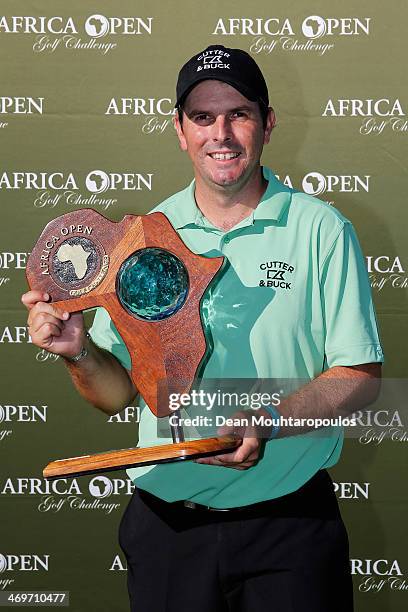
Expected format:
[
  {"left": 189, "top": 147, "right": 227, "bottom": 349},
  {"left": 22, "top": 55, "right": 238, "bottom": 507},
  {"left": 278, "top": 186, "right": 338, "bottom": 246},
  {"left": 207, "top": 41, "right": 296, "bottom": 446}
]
[
  {"left": 253, "top": 167, "right": 292, "bottom": 222},
  {"left": 170, "top": 180, "right": 203, "bottom": 229},
  {"left": 171, "top": 166, "right": 292, "bottom": 230}
]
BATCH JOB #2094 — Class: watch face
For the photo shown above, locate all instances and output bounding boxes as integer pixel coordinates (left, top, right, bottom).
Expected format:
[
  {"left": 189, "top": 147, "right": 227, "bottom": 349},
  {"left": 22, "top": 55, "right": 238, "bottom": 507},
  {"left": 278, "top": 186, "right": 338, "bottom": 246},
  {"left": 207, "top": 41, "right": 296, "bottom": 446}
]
[{"left": 116, "top": 247, "right": 189, "bottom": 321}]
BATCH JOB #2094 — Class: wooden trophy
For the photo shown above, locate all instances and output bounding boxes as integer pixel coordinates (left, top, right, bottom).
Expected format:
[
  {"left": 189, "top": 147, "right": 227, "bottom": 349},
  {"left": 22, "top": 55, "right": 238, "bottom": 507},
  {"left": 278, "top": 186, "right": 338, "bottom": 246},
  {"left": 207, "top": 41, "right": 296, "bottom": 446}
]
[{"left": 26, "top": 209, "right": 241, "bottom": 479}]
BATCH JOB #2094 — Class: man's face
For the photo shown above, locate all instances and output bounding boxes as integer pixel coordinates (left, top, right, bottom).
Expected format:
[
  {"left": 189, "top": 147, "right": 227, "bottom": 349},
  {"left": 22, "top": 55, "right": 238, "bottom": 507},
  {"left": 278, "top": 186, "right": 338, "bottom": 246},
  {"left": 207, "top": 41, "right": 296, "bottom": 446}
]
[{"left": 174, "top": 80, "right": 274, "bottom": 192}]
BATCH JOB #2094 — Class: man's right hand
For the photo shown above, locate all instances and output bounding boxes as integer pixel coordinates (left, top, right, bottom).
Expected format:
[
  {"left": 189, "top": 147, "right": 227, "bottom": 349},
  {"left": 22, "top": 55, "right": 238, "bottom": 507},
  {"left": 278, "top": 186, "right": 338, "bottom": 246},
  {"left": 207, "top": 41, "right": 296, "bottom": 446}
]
[
  {"left": 21, "top": 290, "right": 86, "bottom": 359},
  {"left": 21, "top": 290, "right": 137, "bottom": 415}
]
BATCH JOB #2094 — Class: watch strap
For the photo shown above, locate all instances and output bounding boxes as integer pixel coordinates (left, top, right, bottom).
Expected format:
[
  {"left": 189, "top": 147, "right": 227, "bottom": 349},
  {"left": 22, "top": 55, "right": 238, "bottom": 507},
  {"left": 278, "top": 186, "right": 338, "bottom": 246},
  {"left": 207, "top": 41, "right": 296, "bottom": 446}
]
[
  {"left": 263, "top": 404, "right": 281, "bottom": 440},
  {"left": 65, "top": 332, "right": 91, "bottom": 363}
]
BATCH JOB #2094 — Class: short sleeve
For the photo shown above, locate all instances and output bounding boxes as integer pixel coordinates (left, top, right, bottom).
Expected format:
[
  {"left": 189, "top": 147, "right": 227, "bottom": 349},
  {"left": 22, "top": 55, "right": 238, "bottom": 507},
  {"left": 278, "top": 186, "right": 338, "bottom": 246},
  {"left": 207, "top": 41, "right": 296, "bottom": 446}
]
[
  {"left": 320, "top": 222, "right": 384, "bottom": 368},
  {"left": 88, "top": 307, "right": 132, "bottom": 370}
]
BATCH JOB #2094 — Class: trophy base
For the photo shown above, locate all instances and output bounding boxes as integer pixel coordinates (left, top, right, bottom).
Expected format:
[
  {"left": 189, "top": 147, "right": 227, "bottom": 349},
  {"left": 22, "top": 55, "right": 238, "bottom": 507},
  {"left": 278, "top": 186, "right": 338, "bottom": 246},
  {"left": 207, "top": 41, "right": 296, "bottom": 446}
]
[{"left": 43, "top": 434, "right": 241, "bottom": 480}]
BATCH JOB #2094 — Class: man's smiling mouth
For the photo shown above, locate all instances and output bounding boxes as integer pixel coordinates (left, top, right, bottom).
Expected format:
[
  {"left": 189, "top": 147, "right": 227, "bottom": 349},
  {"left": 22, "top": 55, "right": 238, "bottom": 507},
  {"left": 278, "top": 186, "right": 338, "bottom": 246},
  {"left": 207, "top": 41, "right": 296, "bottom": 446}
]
[{"left": 208, "top": 152, "right": 241, "bottom": 161}]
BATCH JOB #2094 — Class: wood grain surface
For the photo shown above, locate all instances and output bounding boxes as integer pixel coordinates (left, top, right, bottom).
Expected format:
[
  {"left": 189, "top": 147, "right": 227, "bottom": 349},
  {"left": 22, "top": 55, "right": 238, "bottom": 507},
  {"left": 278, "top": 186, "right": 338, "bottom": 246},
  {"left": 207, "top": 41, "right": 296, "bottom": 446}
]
[
  {"left": 27, "top": 210, "right": 235, "bottom": 478},
  {"left": 43, "top": 435, "right": 242, "bottom": 479},
  {"left": 26, "top": 209, "right": 224, "bottom": 417}
]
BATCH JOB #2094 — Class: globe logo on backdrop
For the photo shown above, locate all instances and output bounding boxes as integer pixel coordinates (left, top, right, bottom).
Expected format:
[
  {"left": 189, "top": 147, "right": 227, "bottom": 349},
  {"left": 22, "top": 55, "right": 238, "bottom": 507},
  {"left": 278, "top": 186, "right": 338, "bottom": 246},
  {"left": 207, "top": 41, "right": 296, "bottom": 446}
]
[
  {"left": 302, "top": 172, "right": 326, "bottom": 195},
  {"left": 0, "top": 554, "right": 7, "bottom": 573},
  {"left": 89, "top": 476, "right": 113, "bottom": 498},
  {"left": 85, "top": 14, "right": 110, "bottom": 38},
  {"left": 85, "top": 170, "right": 110, "bottom": 194},
  {"left": 302, "top": 16, "right": 327, "bottom": 39}
]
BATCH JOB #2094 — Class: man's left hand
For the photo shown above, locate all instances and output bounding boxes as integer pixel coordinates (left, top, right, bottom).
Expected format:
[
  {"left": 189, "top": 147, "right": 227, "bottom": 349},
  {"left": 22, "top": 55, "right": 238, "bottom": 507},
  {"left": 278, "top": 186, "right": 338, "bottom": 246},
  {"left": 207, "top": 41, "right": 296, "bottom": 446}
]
[{"left": 194, "top": 409, "right": 267, "bottom": 470}]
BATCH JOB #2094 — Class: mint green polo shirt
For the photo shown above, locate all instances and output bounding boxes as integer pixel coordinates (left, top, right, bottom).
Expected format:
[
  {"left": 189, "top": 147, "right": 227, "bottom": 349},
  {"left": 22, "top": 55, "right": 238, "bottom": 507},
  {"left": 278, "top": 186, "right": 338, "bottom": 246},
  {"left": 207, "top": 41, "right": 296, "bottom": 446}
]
[{"left": 90, "top": 167, "right": 383, "bottom": 508}]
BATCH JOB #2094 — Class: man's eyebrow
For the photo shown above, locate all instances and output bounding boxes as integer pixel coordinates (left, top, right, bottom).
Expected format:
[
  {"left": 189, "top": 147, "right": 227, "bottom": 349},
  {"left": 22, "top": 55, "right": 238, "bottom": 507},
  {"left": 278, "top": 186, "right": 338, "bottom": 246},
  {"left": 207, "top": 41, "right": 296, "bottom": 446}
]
[
  {"left": 185, "top": 105, "right": 254, "bottom": 118},
  {"left": 185, "top": 108, "right": 212, "bottom": 118},
  {"left": 229, "top": 106, "right": 253, "bottom": 113}
]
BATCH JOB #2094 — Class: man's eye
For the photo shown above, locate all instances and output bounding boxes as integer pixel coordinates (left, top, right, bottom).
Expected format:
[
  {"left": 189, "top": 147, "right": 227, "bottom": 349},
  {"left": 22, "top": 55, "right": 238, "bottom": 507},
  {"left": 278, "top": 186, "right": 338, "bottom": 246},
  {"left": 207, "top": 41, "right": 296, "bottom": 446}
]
[
  {"left": 193, "top": 114, "right": 212, "bottom": 124},
  {"left": 231, "top": 111, "right": 247, "bottom": 119}
]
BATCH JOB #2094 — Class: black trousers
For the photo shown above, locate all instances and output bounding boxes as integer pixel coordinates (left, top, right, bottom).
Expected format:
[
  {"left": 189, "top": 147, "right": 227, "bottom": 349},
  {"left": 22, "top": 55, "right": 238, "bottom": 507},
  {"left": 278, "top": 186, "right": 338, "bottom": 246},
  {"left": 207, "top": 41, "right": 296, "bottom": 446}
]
[{"left": 119, "top": 470, "right": 353, "bottom": 612}]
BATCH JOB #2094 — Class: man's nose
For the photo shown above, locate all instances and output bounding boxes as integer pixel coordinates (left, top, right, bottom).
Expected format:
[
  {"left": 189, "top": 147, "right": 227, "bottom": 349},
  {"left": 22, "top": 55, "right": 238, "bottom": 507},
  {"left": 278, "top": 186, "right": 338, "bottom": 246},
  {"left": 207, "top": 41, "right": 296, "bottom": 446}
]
[{"left": 211, "top": 115, "right": 232, "bottom": 142}]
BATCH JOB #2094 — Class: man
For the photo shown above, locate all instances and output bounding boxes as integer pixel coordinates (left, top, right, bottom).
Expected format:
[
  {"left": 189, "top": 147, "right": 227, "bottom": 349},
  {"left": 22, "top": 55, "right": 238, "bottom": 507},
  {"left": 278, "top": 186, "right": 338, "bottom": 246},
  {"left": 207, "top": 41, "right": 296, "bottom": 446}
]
[{"left": 23, "top": 46, "right": 383, "bottom": 611}]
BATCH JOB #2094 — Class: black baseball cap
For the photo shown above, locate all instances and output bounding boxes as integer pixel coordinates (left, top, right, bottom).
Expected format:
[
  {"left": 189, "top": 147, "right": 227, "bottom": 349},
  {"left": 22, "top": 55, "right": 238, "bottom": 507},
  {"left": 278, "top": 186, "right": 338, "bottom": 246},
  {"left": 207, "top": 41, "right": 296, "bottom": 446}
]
[{"left": 176, "top": 45, "right": 269, "bottom": 109}]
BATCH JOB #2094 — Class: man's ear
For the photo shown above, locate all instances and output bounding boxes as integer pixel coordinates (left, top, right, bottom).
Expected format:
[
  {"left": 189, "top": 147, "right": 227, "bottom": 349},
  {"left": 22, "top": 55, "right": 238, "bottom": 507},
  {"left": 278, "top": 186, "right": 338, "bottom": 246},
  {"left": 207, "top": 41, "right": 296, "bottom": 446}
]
[
  {"left": 173, "top": 112, "right": 188, "bottom": 151},
  {"left": 263, "top": 108, "right": 276, "bottom": 145}
]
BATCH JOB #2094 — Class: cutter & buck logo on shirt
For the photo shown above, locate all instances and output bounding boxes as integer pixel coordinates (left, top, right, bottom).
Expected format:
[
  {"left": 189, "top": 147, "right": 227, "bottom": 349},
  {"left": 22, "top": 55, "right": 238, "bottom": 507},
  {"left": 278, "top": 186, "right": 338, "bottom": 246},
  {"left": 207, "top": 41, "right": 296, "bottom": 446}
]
[{"left": 258, "top": 260, "right": 295, "bottom": 289}]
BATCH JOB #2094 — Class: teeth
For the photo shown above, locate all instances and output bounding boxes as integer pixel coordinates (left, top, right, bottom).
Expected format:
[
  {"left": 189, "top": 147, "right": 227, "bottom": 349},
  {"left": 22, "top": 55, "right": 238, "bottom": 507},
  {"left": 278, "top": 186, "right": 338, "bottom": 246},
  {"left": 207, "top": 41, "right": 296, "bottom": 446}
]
[{"left": 210, "top": 152, "right": 240, "bottom": 160}]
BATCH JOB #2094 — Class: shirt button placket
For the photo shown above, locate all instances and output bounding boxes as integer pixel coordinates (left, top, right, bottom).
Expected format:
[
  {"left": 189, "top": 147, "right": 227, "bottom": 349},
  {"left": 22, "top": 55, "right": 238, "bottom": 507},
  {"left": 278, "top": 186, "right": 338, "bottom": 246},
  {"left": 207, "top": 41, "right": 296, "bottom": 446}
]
[{"left": 220, "top": 235, "right": 230, "bottom": 251}]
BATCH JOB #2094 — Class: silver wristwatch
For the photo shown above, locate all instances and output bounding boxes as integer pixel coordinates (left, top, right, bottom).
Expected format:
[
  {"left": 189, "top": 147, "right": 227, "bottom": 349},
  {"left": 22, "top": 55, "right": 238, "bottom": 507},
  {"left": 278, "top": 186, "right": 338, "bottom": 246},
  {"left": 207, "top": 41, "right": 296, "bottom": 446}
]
[{"left": 65, "top": 332, "right": 91, "bottom": 363}]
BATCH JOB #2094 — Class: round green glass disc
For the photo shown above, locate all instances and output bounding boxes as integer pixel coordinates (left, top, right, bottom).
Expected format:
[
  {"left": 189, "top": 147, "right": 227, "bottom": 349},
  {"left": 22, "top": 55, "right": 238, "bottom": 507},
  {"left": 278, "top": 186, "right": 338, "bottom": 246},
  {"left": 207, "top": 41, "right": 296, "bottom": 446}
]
[{"left": 116, "top": 247, "right": 189, "bottom": 321}]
